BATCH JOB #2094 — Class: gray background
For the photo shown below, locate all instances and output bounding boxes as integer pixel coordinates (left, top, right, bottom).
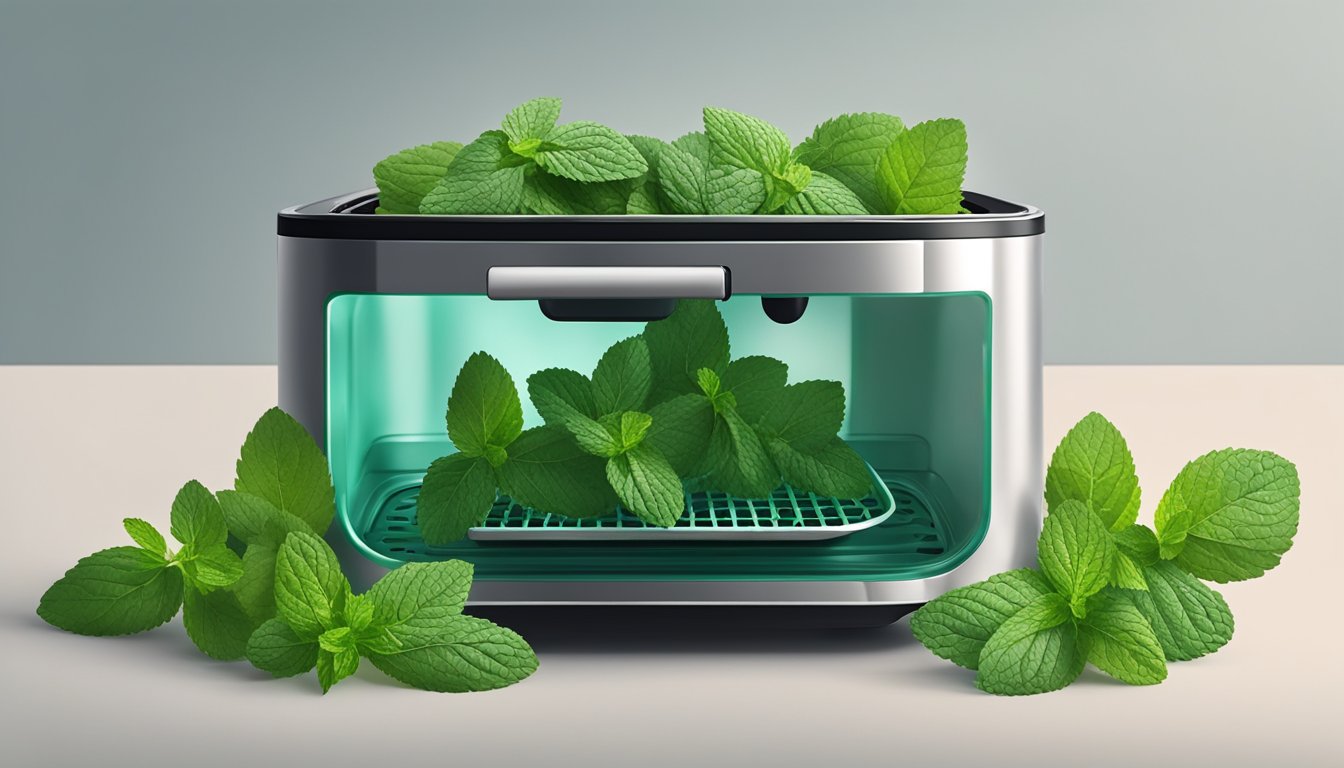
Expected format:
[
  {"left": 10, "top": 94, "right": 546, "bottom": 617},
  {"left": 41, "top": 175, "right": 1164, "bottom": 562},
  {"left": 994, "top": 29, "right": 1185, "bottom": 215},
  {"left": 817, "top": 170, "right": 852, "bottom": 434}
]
[{"left": 1, "top": 0, "right": 1340, "bottom": 364}]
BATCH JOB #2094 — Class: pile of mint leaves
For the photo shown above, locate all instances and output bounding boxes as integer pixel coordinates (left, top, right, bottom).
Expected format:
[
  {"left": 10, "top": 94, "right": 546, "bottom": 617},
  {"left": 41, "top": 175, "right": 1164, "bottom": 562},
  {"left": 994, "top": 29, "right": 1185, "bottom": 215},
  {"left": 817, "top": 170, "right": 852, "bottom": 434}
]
[
  {"left": 417, "top": 299, "right": 872, "bottom": 543},
  {"left": 37, "top": 408, "right": 538, "bottom": 694},
  {"left": 911, "top": 412, "right": 1301, "bottom": 695},
  {"left": 373, "top": 98, "right": 968, "bottom": 216}
]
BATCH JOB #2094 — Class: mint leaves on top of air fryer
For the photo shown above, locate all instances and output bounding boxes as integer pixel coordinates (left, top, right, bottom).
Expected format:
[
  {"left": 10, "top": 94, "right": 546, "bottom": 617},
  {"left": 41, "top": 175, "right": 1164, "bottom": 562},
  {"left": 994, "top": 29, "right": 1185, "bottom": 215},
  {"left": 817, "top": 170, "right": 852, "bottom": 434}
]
[
  {"left": 38, "top": 407, "right": 539, "bottom": 695},
  {"left": 374, "top": 98, "right": 967, "bottom": 216},
  {"left": 415, "top": 300, "right": 874, "bottom": 544},
  {"left": 910, "top": 412, "right": 1300, "bottom": 695}
]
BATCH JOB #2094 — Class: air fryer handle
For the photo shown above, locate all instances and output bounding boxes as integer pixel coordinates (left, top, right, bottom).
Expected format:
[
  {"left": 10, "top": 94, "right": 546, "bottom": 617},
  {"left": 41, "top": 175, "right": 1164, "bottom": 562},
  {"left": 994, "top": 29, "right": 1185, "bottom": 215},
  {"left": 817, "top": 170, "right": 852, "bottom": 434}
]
[{"left": 487, "top": 266, "right": 729, "bottom": 300}]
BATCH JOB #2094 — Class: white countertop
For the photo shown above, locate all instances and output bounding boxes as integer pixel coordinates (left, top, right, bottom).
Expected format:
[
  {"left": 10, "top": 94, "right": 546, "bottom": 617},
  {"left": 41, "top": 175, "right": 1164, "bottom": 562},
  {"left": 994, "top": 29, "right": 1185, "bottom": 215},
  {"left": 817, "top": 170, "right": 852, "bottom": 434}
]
[{"left": 1, "top": 366, "right": 1340, "bottom": 767}]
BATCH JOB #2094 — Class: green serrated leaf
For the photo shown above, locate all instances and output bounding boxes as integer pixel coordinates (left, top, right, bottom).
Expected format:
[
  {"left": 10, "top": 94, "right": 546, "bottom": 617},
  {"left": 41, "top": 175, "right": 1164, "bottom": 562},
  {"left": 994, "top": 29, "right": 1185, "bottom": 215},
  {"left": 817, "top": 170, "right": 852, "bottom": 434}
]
[
  {"left": 658, "top": 132, "right": 765, "bottom": 214},
  {"left": 703, "top": 106, "right": 791, "bottom": 175},
  {"left": 644, "top": 393, "right": 716, "bottom": 476},
  {"left": 318, "top": 626, "right": 356, "bottom": 654},
  {"left": 367, "top": 560, "right": 474, "bottom": 630},
  {"left": 706, "top": 407, "right": 779, "bottom": 498},
  {"left": 1113, "top": 524, "right": 1161, "bottom": 566},
  {"left": 447, "top": 351, "right": 524, "bottom": 459},
  {"left": 723, "top": 355, "right": 788, "bottom": 425},
  {"left": 606, "top": 444, "right": 684, "bottom": 527},
  {"left": 184, "top": 543, "right": 244, "bottom": 591},
  {"left": 767, "top": 436, "right": 872, "bottom": 499},
  {"left": 755, "top": 380, "right": 846, "bottom": 454},
  {"left": 793, "top": 112, "right": 905, "bottom": 213},
  {"left": 1080, "top": 590, "right": 1167, "bottom": 685},
  {"left": 1037, "top": 500, "right": 1117, "bottom": 614},
  {"left": 216, "top": 490, "right": 310, "bottom": 547},
  {"left": 496, "top": 425, "right": 619, "bottom": 519},
  {"left": 234, "top": 407, "right": 335, "bottom": 536},
  {"left": 183, "top": 586, "right": 257, "bottom": 660},
  {"left": 1128, "top": 561, "right": 1234, "bottom": 661},
  {"left": 976, "top": 592, "right": 1084, "bottom": 695},
  {"left": 1155, "top": 449, "right": 1300, "bottom": 582},
  {"left": 909, "top": 569, "right": 1054, "bottom": 670},
  {"left": 420, "top": 131, "right": 527, "bottom": 215},
  {"left": 342, "top": 593, "right": 375, "bottom": 634},
  {"left": 1111, "top": 550, "right": 1149, "bottom": 591},
  {"left": 704, "top": 167, "right": 767, "bottom": 214},
  {"left": 625, "top": 134, "right": 671, "bottom": 213},
  {"left": 373, "top": 141, "right": 463, "bottom": 214},
  {"left": 169, "top": 480, "right": 228, "bottom": 549},
  {"left": 416, "top": 453, "right": 497, "bottom": 546},
  {"left": 781, "top": 170, "right": 868, "bottom": 215},
  {"left": 534, "top": 121, "right": 647, "bottom": 182},
  {"left": 366, "top": 615, "right": 539, "bottom": 693},
  {"left": 232, "top": 541, "right": 281, "bottom": 622},
  {"left": 1045, "top": 412, "right": 1142, "bottom": 531},
  {"left": 616, "top": 411, "right": 653, "bottom": 452},
  {"left": 122, "top": 518, "right": 167, "bottom": 556},
  {"left": 246, "top": 617, "right": 318, "bottom": 678},
  {"left": 875, "top": 118, "right": 967, "bottom": 214},
  {"left": 521, "top": 171, "right": 630, "bottom": 215},
  {"left": 528, "top": 368, "right": 617, "bottom": 455},
  {"left": 643, "top": 300, "right": 730, "bottom": 403},
  {"left": 37, "top": 547, "right": 182, "bottom": 636},
  {"left": 502, "top": 97, "right": 562, "bottom": 144},
  {"left": 273, "top": 532, "right": 349, "bottom": 640},
  {"left": 592, "top": 336, "right": 652, "bottom": 414},
  {"left": 317, "top": 646, "right": 360, "bottom": 694}
]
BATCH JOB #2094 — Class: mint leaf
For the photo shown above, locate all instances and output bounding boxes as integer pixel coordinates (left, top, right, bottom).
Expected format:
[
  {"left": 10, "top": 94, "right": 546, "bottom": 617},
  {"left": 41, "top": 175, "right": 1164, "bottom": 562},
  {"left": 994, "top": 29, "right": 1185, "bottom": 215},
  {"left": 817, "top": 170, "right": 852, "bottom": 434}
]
[
  {"left": 169, "top": 479, "right": 228, "bottom": 549},
  {"left": 706, "top": 407, "right": 779, "bottom": 499},
  {"left": 122, "top": 518, "right": 167, "bottom": 557},
  {"left": 606, "top": 443, "right": 684, "bottom": 527},
  {"left": 366, "top": 615, "right": 539, "bottom": 693},
  {"left": 1037, "top": 500, "right": 1116, "bottom": 615},
  {"left": 534, "top": 121, "right": 647, "bottom": 183},
  {"left": 1113, "top": 523, "right": 1160, "bottom": 566},
  {"left": 1112, "top": 550, "right": 1149, "bottom": 591},
  {"left": 183, "top": 543, "right": 244, "bottom": 591},
  {"left": 1080, "top": 590, "right": 1167, "bottom": 685},
  {"left": 420, "top": 131, "right": 527, "bottom": 215},
  {"left": 793, "top": 112, "right": 905, "bottom": 213},
  {"left": 643, "top": 300, "right": 730, "bottom": 403},
  {"left": 703, "top": 106, "right": 791, "bottom": 175},
  {"left": 976, "top": 592, "right": 1084, "bottom": 695},
  {"left": 591, "top": 336, "right": 652, "bottom": 414},
  {"left": 317, "top": 646, "right": 361, "bottom": 694},
  {"left": 416, "top": 453, "right": 497, "bottom": 546},
  {"left": 528, "top": 367, "right": 599, "bottom": 422},
  {"left": 274, "top": 532, "right": 349, "bottom": 640},
  {"left": 755, "top": 380, "right": 845, "bottom": 454},
  {"left": 875, "top": 118, "right": 967, "bottom": 214},
  {"left": 234, "top": 407, "right": 335, "bottom": 536},
  {"left": 1045, "top": 412, "right": 1141, "bottom": 532},
  {"left": 216, "top": 490, "right": 310, "bottom": 547},
  {"left": 501, "top": 97, "right": 562, "bottom": 144},
  {"left": 367, "top": 560, "right": 473, "bottom": 629},
  {"left": 37, "top": 547, "right": 183, "bottom": 636},
  {"left": 625, "top": 134, "right": 671, "bottom": 214},
  {"left": 233, "top": 542, "right": 282, "bottom": 622},
  {"left": 909, "top": 569, "right": 1054, "bottom": 670},
  {"left": 446, "top": 352, "right": 524, "bottom": 462},
  {"left": 496, "top": 425, "right": 619, "bottom": 518},
  {"left": 183, "top": 586, "right": 256, "bottom": 660},
  {"left": 782, "top": 171, "right": 868, "bottom": 215},
  {"left": 644, "top": 393, "right": 715, "bottom": 476},
  {"left": 1129, "top": 561, "right": 1234, "bottom": 661},
  {"left": 766, "top": 436, "right": 872, "bottom": 499},
  {"left": 615, "top": 411, "right": 653, "bottom": 452},
  {"left": 658, "top": 133, "right": 765, "bottom": 214},
  {"left": 247, "top": 617, "right": 318, "bottom": 678},
  {"left": 723, "top": 355, "right": 788, "bottom": 425},
  {"left": 1154, "top": 449, "right": 1300, "bottom": 582},
  {"left": 521, "top": 171, "right": 630, "bottom": 215},
  {"left": 373, "top": 141, "right": 463, "bottom": 214}
]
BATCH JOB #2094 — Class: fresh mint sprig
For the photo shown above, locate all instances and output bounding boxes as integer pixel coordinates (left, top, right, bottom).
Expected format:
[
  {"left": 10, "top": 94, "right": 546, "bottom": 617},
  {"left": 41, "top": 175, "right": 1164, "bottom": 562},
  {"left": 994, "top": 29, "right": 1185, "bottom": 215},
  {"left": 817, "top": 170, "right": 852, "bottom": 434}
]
[
  {"left": 38, "top": 406, "right": 540, "bottom": 695},
  {"left": 910, "top": 412, "right": 1300, "bottom": 694}
]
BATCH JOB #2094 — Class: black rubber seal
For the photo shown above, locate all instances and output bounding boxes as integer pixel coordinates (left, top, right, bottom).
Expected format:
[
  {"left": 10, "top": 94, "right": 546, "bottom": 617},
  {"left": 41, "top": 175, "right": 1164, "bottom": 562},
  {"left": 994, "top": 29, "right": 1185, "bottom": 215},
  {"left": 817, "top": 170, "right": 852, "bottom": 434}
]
[{"left": 277, "top": 191, "right": 1043, "bottom": 241}]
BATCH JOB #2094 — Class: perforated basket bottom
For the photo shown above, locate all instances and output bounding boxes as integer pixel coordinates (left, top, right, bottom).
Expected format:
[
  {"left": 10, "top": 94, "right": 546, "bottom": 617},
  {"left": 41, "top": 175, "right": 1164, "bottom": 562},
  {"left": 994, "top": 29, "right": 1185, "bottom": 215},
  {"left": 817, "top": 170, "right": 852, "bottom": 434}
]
[{"left": 365, "top": 472, "right": 946, "bottom": 555}]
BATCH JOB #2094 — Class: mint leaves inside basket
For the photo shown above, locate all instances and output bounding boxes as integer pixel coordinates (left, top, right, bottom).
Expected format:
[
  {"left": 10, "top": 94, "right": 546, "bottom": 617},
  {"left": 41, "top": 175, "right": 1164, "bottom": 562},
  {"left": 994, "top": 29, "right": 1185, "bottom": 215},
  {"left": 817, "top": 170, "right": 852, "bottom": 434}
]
[
  {"left": 372, "top": 98, "right": 969, "bottom": 216},
  {"left": 416, "top": 299, "right": 876, "bottom": 543}
]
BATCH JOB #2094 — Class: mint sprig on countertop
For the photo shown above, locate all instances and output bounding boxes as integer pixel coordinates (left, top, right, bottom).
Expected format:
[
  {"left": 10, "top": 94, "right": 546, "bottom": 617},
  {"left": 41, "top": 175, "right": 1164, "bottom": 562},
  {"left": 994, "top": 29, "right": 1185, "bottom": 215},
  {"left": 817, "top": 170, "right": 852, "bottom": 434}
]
[
  {"left": 37, "top": 407, "right": 539, "bottom": 695},
  {"left": 910, "top": 412, "right": 1300, "bottom": 695}
]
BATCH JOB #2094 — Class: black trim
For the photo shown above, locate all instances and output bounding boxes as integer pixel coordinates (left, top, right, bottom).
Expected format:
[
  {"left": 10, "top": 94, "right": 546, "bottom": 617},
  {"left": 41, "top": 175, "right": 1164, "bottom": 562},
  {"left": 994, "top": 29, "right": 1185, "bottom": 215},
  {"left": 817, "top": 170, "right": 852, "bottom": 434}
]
[
  {"left": 469, "top": 603, "right": 920, "bottom": 632},
  {"left": 277, "top": 190, "right": 1043, "bottom": 241}
]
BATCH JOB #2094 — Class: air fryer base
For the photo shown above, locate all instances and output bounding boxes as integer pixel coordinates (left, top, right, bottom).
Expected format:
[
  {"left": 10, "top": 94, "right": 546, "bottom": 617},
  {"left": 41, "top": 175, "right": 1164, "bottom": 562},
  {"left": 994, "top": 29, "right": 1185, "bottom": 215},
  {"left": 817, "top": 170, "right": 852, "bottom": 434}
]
[{"left": 470, "top": 603, "right": 920, "bottom": 631}]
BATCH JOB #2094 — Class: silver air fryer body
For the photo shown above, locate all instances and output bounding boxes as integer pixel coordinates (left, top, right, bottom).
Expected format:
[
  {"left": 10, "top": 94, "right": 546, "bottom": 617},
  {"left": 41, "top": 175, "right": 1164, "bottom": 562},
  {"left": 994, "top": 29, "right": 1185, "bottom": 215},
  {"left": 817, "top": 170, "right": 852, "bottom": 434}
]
[{"left": 277, "top": 190, "right": 1044, "bottom": 626}]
